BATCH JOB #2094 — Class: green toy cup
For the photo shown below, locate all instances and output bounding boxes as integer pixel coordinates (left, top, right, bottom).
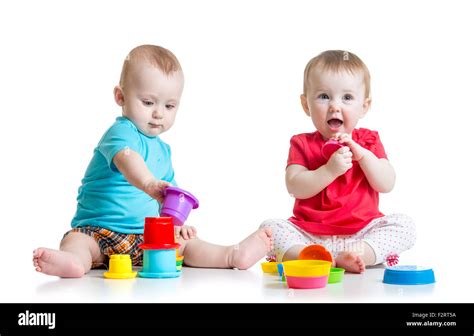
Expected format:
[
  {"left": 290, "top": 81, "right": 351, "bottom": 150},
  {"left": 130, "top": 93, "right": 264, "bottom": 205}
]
[{"left": 328, "top": 267, "right": 345, "bottom": 284}]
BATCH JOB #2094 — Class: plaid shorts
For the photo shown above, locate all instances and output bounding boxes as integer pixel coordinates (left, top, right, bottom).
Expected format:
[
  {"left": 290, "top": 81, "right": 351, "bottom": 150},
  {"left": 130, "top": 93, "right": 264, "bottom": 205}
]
[{"left": 63, "top": 226, "right": 144, "bottom": 268}]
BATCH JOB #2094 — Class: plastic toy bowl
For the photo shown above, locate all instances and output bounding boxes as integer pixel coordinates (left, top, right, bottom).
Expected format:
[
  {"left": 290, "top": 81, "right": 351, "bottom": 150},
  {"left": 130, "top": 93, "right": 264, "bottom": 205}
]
[
  {"left": 383, "top": 265, "right": 435, "bottom": 285},
  {"left": 160, "top": 187, "right": 199, "bottom": 226},
  {"left": 286, "top": 275, "right": 328, "bottom": 289},
  {"left": 260, "top": 262, "right": 279, "bottom": 274},
  {"left": 176, "top": 259, "right": 184, "bottom": 267},
  {"left": 282, "top": 260, "right": 331, "bottom": 277},
  {"left": 104, "top": 254, "right": 137, "bottom": 279},
  {"left": 328, "top": 267, "right": 345, "bottom": 284},
  {"left": 322, "top": 139, "right": 344, "bottom": 160},
  {"left": 298, "top": 245, "right": 333, "bottom": 263}
]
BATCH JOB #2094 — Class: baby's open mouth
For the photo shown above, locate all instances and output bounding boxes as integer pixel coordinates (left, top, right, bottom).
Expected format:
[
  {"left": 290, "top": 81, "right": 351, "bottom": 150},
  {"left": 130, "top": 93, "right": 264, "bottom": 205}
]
[
  {"left": 327, "top": 118, "right": 343, "bottom": 129},
  {"left": 148, "top": 123, "right": 161, "bottom": 128}
]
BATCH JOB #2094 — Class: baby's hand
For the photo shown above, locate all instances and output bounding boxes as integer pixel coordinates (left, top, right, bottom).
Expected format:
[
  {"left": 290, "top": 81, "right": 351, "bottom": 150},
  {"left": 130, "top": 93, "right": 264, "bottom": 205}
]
[
  {"left": 326, "top": 146, "right": 353, "bottom": 177},
  {"left": 175, "top": 225, "right": 197, "bottom": 240},
  {"left": 144, "top": 179, "right": 172, "bottom": 203},
  {"left": 335, "top": 133, "right": 366, "bottom": 161}
]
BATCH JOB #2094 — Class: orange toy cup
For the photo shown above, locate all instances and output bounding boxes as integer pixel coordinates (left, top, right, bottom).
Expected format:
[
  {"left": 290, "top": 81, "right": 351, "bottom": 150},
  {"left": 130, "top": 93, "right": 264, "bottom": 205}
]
[{"left": 298, "top": 244, "right": 333, "bottom": 263}]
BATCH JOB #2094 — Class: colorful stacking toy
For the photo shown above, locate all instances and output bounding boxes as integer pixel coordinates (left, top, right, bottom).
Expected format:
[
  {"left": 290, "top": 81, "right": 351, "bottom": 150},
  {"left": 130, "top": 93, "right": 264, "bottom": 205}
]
[
  {"left": 138, "top": 217, "right": 181, "bottom": 278},
  {"left": 298, "top": 244, "right": 333, "bottom": 263},
  {"left": 260, "top": 262, "right": 279, "bottom": 274},
  {"left": 383, "top": 265, "right": 435, "bottom": 285},
  {"left": 103, "top": 254, "right": 137, "bottom": 279},
  {"left": 283, "top": 260, "right": 332, "bottom": 289},
  {"left": 328, "top": 267, "right": 345, "bottom": 284},
  {"left": 176, "top": 251, "right": 184, "bottom": 271},
  {"left": 261, "top": 244, "right": 345, "bottom": 289},
  {"left": 160, "top": 187, "right": 199, "bottom": 226}
]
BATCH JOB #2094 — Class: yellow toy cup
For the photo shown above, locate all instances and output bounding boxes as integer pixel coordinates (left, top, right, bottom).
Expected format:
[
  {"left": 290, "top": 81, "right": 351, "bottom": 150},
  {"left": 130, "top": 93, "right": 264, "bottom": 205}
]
[
  {"left": 260, "top": 262, "right": 279, "bottom": 274},
  {"left": 104, "top": 254, "right": 137, "bottom": 279},
  {"left": 282, "top": 260, "right": 331, "bottom": 278}
]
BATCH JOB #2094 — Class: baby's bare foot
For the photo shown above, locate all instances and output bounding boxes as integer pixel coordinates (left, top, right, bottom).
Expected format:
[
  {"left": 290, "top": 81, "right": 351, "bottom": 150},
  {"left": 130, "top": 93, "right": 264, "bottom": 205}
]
[
  {"left": 33, "top": 248, "right": 85, "bottom": 278},
  {"left": 335, "top": 251, "right": 365, "bottom": 274},
  {"left": 230, "top": 228, "right": 274, "bottom": 270}
]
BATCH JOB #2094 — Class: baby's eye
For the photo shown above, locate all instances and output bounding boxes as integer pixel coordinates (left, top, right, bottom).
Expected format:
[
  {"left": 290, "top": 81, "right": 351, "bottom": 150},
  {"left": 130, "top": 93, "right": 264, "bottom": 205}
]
[
  {"left": 318, "top": 93, "right": 329, "bottom": 100},
  {"left": 165, "top": 104, "right": 175, "bottom": 110},
  {"left": 343, "top": 94, "right": 354, "bottom": 101},
  {"left": 142, "top": 100, "right": 154, "bottom": 106}
]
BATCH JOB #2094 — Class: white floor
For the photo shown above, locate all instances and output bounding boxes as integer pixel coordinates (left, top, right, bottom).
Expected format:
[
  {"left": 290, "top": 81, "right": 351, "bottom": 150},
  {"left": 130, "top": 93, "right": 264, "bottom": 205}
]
[{"left": 5, "top": 257, "right": 473, "bottom": 303}]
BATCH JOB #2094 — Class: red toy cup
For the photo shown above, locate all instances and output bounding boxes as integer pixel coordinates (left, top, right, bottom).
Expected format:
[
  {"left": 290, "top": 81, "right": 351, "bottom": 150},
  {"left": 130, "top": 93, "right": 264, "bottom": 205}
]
[
  {"left": 138, "top": 217, "right": 180, "bottom": 250},
  {"left": 160, "top": 187, "right": 199, "bottom": 226},
  {"left": 321, "top": 139, "right": 344, "bottom": 160}
]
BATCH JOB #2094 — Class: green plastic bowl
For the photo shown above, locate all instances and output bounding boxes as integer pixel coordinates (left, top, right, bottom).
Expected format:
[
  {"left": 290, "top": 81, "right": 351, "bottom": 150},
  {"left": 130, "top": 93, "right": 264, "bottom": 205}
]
[{"left": 328, "top": 267, "right": 345, "bottom": 284}]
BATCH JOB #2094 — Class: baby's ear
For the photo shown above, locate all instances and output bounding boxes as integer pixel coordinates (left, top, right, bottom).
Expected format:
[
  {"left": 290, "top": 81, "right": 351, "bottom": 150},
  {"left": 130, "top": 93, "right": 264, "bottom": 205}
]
[
  {"left": 300, "top": 94, "right": 310, "bottom": 116},
  {"left": 361, "top": 97, "right": 372, "bottom": 117},
  {"left": 113, "top": 86, "right": 125, "bottom": 106}
]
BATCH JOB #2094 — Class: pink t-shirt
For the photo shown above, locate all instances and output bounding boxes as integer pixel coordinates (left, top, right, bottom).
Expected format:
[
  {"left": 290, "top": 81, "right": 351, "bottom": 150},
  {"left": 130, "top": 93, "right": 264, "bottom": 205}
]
[{"left": 287, "top": 128, "right": 387, "bottom": 235}]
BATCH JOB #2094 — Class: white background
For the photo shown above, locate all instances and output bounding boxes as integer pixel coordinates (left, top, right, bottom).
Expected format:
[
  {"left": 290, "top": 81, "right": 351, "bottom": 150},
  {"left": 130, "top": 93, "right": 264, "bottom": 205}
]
[{"left": 1, "top": 0, "right": 473, "bottom": 301}]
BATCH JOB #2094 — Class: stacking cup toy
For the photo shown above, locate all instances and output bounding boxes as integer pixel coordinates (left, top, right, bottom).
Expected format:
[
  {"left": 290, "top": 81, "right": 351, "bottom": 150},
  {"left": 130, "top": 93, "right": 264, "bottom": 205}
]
[
  {"left": 298, "top": 244, "right": 333, "bottom": 263},
  {"left": 139, "top": 249, "right": 181, "bottom": 278},
  {"left": 322, "top": 139, "right": 344, "bottom": 160},
  {"left": 138, "top": 217, "right": 180, "bottom": 250},
  {"left": 160, "top": 187, "right": 199, "bottom": 226},
  {"left": 383, "top": 265, "right": 435, "bottom": 285},
  {"left": 283, "top": 260, "right": 331, "bottom": 277},
  {"left": 277, "top": 263, "right": 285, "bottom": 282},
  {"left": 277, "top": 263, "right": 284, "bottom": 277},
  {"left": 260, "top": 262, "right": 279, "bottom": 274},
  {"left": 286, "top": 275, "right": 328, "bottom": 289},
  {"left": 283, "top": 260, "right": 331, "bottom": 289},
  {"left": 176, "top": 255, "right": 184, "bottom": 271},
  {"left": 138, "top": 217, "right": 181, "bottom": 278},
  {"left": 103, "top": 254, "right": 137, "bottom": 279},
  {"left": 328, "top": 267, "right": 345, "bottom": 284}
]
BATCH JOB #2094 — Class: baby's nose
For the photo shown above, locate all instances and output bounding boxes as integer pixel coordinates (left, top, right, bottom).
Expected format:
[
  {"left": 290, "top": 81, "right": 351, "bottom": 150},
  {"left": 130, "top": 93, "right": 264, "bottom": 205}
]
[
  {"left": 153, "top": 108, "right": 164, "bottom": 119},
  {"left": 328, "top": 101, "right": 341, "bottom": 112}
]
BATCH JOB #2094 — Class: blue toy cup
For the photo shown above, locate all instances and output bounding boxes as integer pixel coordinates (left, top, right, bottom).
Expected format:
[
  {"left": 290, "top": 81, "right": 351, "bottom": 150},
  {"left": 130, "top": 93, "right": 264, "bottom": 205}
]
[
  {"left": 277, "top": 263, "right": 284, "bottom": 277},
  {"left": 139, "top": 249, "right": 181, "bottom": 278}
]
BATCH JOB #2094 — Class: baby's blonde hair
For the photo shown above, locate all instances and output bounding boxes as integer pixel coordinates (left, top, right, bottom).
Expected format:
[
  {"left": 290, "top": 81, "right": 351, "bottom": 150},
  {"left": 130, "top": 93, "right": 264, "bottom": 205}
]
[
  {"left": 119, "top": 45, "right": 182, "bottom": 88},
  {"left": 303, "top": 50, "right": 371, "bottom": 98}
]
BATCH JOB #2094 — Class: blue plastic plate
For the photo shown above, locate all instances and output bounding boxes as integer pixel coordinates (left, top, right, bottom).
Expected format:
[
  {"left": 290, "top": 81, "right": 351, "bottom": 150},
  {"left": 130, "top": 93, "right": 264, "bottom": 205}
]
[{"left": 383, "top": 265, "right": 435, "bottom": 285}]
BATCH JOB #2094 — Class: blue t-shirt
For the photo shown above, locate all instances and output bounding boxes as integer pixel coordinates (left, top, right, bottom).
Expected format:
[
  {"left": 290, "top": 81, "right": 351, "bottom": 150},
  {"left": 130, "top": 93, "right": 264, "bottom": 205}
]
[{"left": 71, "top": 116, "right": 177, "bottom": 234}]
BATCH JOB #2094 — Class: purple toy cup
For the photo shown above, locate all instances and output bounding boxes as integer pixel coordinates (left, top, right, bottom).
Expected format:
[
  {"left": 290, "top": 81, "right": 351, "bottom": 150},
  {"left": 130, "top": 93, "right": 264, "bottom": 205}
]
[{"left": 160, "top": 187, "right": 199, "bottom": 226}]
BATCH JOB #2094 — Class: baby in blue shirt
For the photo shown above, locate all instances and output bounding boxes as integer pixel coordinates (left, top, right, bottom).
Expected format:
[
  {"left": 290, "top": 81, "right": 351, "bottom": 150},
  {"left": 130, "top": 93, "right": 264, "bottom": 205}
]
[{"left": 33, "top": 45, "right": 273, "bottom": 277}]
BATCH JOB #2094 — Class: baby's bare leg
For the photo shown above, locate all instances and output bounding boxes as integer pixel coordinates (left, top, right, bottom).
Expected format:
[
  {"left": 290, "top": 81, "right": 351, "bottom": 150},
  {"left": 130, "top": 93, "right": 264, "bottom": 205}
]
[
  {"left": 33, "top": 232, "right": 105, "bottom": 278},
  {"left": 177, "top": 228, "right": 273, "bottom": 270}
]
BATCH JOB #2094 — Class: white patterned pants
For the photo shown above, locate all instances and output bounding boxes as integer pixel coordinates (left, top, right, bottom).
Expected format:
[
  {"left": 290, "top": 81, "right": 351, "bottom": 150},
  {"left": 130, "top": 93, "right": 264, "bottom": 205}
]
[{"left": 259, "top": 214, "right": 416, "bottom": 264}]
